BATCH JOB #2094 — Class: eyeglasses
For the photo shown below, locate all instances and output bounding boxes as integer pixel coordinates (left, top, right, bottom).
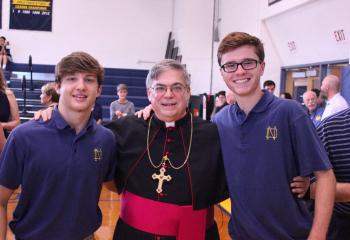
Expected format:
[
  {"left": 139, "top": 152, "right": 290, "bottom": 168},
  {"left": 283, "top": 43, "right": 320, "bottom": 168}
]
[
  {"left": 221, "top": 59, "right": 260, "bottom": 73},
  {"left": 150, "top": 84, "right": 188, "bottom": 95}
]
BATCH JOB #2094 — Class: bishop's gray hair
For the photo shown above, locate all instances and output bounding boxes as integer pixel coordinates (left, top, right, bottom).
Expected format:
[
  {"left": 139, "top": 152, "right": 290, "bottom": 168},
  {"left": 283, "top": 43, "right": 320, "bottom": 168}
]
[{"left": 145, "top": 59, "right": 191, "bottom": 88}]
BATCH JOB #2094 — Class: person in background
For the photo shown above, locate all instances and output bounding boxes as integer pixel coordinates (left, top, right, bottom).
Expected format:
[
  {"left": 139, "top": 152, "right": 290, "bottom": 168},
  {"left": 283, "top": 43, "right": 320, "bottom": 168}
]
[
  {"left": 280, "top": 92, "right": 292, "bottom": 99},
  {"left": 321, "top": 74, "right": 349, "bottom": 120},
  {"left": 313, "top": 108, "right": 350, "bottom": 240},
  {"left": 0, "top": 37, "right": 11, "bottom": 70},
  {"left": 263, "top": 79, "right": 275, "bottom": 94},
  {"left": 214, "top": 31, "right": 335, "bottom": 240},
  {"left": 0, "top": 125, "right": 5, "bottom": 152},
  {"left": 0, "top": 70, "right": 20, "bottom": 137},
  {"left": 109, "top": 83, "right": 135, "bottom": 120},
  {"left": 40, "top": 82, "right": 59, "bottom": 108},
  {"left": 0, "top": 52, "right": 117, "bottom": 240},
  {"left": 226, "top": 89, "right": 236, "bottom": 105},
  {"left": 303, "top": 90, "right": 325, "bottom": 126},
  {"left": 311, "top": 88, "right": 326, "bottom": 108},
  {"left": 211, "top": 90, "right": 228, "bottom": 118}
]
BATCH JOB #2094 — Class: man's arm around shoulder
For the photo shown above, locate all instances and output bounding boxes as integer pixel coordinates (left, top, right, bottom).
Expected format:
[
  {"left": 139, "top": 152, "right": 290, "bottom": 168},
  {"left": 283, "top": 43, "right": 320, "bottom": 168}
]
[
  {"left": 308, "top": 169, "right": 336, "bottom": 240},
  {"left": 0, "top": 185, "right": 15, "bottom": 240}
]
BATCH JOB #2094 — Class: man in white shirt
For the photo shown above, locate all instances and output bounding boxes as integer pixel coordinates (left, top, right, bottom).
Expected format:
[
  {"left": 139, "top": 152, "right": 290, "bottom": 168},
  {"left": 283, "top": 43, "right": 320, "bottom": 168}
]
[{"left": 321, "top": 74, "right": 349, "bottom": 120}]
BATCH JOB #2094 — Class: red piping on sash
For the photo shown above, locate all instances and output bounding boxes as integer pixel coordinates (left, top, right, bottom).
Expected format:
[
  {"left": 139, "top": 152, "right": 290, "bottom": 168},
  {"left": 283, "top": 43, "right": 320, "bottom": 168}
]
[{"left": 120, "top": 191, "right": 214, "bottom": 240}]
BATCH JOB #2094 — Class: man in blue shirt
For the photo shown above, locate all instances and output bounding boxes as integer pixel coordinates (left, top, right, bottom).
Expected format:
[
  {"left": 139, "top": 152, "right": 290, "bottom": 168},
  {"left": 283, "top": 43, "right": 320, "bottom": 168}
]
[
  {"left": 0, "top": 52, "right": 117, "bottom": 240},
  {"left": 213, "top": 32, "right": 336, "bottom": 239},
  {"left": 303, "top": 90, "right": 325, "bottom": 126}
]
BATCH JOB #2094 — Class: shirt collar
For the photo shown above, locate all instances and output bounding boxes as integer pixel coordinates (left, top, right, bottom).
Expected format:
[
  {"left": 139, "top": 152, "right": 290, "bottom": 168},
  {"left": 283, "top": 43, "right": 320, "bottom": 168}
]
[
  {"left": 52, "top": 108, "right": 96, "bottom": 132},
  {"left": 235, "top": 90, "right": 274, "bottom": 115},
  {"left": 327, "top": 92, "right": 341, "bottom": 105},
  {"left": 151, "top": 112, "right": 190, "bottom": 128}
]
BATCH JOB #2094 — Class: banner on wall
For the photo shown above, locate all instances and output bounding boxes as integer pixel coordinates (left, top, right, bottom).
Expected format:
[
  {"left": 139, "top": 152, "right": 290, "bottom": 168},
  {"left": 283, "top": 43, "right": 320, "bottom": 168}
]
[{"left": 9, "top": 0, "right": 52, "bottom": 31}]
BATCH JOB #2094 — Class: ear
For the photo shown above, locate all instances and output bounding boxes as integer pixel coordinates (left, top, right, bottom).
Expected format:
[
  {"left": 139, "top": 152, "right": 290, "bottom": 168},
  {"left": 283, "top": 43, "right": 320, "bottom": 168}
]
[
  {"left": 259, "top": 61, "right": 266, "bottom": 76},
  {"left": 55, "top": 83, "right": 61, "bottom": 95},
  {"left": 185, "top": 86, "right": 191, "bottom": 103},
  {"left": 97, "top": 85, "right": 102, "bottom": 97},
  {"left": 147, "top": 88, "right": 152, "bottom": 102}
]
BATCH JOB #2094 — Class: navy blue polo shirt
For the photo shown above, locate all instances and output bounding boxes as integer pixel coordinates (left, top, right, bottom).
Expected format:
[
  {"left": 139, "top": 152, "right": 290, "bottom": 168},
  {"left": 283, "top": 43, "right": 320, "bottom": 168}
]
[
  {"left": 213, "top": 90, "right": 332, "bottom": 240},
  {"left": 0, "top": 109, "right": 117, "bottom": 240}
]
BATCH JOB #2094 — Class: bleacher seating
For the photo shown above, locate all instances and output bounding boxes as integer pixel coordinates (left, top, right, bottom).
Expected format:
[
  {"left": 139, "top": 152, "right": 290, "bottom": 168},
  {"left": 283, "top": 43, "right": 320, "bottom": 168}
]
[{"left": 5, "top": 63, "right": 149, "bottom": 123}]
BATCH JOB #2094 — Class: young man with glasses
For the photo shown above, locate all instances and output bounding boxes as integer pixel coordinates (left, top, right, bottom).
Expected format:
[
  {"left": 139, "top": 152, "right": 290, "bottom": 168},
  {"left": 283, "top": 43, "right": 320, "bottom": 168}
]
[
  {"left": 213, "top": 32, "right": 336, "bottom": 239},
  {"left": 106, "top": 59, "right": 228, "bottom": 239}
]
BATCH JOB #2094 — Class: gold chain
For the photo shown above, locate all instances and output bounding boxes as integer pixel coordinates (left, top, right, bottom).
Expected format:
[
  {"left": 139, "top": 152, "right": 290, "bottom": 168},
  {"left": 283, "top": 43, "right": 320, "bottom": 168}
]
[{"left": 147, "top": 113, "right": 193, "bottom": 170}]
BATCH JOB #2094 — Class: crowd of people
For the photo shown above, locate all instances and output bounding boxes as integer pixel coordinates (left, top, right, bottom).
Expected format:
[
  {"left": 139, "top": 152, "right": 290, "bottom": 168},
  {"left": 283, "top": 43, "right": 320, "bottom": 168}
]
[{"left": 0, "top": 31, "right": 349, "bottom": 240}]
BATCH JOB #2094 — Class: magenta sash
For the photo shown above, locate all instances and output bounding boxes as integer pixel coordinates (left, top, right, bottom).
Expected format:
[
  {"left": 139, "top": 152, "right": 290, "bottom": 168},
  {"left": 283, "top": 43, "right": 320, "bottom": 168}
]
[{"left": 120, "top": 191, "right": 214, "bottom": 240}]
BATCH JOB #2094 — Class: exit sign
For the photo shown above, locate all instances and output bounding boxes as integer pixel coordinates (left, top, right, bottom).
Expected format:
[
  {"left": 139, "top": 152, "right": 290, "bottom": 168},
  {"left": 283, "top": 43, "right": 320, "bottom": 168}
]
[{"left": 333, "top": 29, "right": 346, "bottom": 42}]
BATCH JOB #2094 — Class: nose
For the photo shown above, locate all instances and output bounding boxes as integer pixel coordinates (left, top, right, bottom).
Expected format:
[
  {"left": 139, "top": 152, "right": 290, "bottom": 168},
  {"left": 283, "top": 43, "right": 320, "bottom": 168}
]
[
  {"left": 75, "top": 77, "right": 86, "bottom": 90},
  {"left": 235, "top": 64, "right": 246, "bottom": 74},
  {"left": 163, "top": 87, "right": 174, "bottom": 97}
]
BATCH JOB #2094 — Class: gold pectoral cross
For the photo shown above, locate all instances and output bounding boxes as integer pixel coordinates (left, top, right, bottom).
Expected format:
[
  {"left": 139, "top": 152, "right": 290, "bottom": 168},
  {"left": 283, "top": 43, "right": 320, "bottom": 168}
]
[{"left": 152, "top": 165, "right": 172, "bottom": 194}]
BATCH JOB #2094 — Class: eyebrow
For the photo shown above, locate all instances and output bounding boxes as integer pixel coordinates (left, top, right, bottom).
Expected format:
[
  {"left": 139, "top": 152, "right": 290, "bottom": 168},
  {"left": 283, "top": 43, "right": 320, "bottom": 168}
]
[
  {"left": 223, "top": 58, "right": 258, "bottom": 64},
  {"left": 153, "top": 83, "right": 184, "bottom": 87}
]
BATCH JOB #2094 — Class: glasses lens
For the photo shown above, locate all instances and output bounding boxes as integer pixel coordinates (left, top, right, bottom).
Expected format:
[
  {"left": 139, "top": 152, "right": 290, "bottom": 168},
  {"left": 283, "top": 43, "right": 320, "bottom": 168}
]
[
  {"left": 152, "top": 84, "right": 186, "bottom": 95},
  {"left": 171, "top": 85, "right": 185, "bottom": 93},
  {"left": 154, "top": 86, "right": 166, "bottom": 94},
  {"left": 242, "top": 60, "right": 257, "bottom": 70},
  {"left": 222, "top": 63, "right": 238, "bottom": 73}
]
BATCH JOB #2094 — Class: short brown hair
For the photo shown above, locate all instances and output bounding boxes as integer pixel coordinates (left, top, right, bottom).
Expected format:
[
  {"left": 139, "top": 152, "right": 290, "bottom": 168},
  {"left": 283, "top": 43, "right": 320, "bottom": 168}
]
[
  {"left": 217, "top": 32, "right": 265, "bottom": 66},
  {"left": 117, "top": 83, "right": 128, "bottom": 92},
  {"left": 55, "top": 52, "right": 104, "bottom": 86}
]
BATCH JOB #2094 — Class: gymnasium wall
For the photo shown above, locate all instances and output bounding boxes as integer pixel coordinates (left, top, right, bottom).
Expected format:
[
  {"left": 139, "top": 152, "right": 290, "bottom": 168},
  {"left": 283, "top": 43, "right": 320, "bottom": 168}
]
[
  {"left": 0, "top": 0, "right": 173, "bottom": 69},
  {"left": 1, "top": 0, "right": 349, "bottom": 96}
]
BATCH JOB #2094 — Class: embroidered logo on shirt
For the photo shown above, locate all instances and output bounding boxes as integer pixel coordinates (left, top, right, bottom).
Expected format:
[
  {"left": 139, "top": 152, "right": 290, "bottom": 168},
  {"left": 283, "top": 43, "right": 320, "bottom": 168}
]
[
  {"left": 93, "top": 148, "right": 103, "bottom": 161},
  {"left": 266, "top": 126, "right": 278, "bottom": 140},
  {"left": 315, "top": 115, "right": 321, "bottom": 121}
]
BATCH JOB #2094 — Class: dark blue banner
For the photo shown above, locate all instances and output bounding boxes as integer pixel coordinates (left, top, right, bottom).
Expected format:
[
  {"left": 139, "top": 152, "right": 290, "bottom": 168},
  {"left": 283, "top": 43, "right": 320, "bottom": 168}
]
[{"left": 10, "top": 0, "right": 52, "bottom": 31}]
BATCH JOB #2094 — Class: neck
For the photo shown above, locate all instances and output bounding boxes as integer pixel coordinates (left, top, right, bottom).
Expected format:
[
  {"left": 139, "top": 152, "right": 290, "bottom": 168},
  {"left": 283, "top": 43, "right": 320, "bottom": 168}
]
[
  {"left": 46, "top": 102, "right": 57, "bottom": 108},
  {"left": 235, "top": 89, "right": 264, "bottom": 115},
  {"left": 118, "top": 99, "right": 127, "bottom": 103},
  {"left": 327, "top": 91, "right": 338, "bottom": 100},
  {"left": 58, "top": 106, "right": 91, "bottom": 134},
  {"left": 155, "top": 111, "right": 187, "bottom": 123}
]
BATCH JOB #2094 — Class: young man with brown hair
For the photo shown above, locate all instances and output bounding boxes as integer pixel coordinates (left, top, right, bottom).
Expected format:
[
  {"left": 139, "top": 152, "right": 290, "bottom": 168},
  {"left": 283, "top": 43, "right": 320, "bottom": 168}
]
[
  {"left": 0, "top": 52, "right": 117, "bottom": 240},
  {"left": 213, "top": 32, "right": 336, "bottom": 240}
]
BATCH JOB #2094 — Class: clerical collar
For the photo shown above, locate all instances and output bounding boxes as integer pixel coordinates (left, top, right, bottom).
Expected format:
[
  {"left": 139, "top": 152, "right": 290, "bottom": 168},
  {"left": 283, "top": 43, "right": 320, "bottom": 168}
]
[
  {"left": 165, "top": 121, "right": 175, "bottom": 128},
  {"left": 151, "top": 112, "right": 190, "bottom": 128}
]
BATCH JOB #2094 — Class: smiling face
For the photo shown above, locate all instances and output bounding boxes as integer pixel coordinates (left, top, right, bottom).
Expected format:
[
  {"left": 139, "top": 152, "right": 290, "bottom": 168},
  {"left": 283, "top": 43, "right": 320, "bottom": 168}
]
[
  {"left": 117, "top": 89, "right": 128, "bottom": 101},
  {"left": 303, "top": 91, "right": 318, "bottom": 113},
  {"left": 56, "top": 72, "right": 101, "bottom": 115},
  {"left": 147, "top": 69, "right": 190, "bottom": 122},
  {"left": 220, "top": 45, "right": 265, "bottom": 98}
]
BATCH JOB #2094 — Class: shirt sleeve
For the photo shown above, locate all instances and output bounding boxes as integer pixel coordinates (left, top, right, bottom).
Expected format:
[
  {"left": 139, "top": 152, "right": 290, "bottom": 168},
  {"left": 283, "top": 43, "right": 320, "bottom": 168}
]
[
  {"left": 128, "top": 102, "right": 135, "bottom": 115},
  {"left": 0, "top": 132, "right": 24, "bottom": 189},
  {"left": 102, "top": 130, "right": 118, "bottom": 182},
  {"left": 109, "top": 102, "right": 115, "bottom": 120},
  {"left": 290, "top": 113, "right": 332, "bottom": 176}
]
